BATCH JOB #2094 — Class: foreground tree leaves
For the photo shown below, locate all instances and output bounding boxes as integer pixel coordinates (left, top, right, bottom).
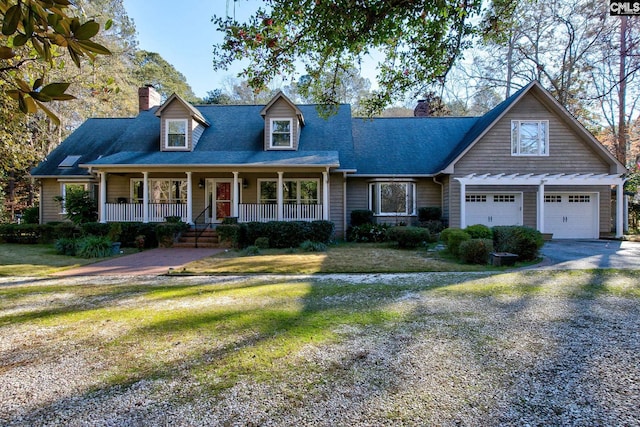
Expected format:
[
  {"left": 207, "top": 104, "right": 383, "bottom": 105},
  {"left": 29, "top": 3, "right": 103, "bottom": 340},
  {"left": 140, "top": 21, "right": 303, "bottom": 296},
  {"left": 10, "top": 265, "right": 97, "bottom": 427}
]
[
  {"left": 212, "top": 0, "right": 508, "bottom": 116},
  {"left": 0, "top": 0, "right": 112, "bottom": 124}
]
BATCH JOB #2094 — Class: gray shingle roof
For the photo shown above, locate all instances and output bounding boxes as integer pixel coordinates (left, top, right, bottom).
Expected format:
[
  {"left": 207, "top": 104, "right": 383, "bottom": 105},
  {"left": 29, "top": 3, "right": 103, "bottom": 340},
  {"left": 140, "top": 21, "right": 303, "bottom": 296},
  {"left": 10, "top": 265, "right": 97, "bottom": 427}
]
[{"left": 31, "top": 89, "right": 528, "bottom": 178}]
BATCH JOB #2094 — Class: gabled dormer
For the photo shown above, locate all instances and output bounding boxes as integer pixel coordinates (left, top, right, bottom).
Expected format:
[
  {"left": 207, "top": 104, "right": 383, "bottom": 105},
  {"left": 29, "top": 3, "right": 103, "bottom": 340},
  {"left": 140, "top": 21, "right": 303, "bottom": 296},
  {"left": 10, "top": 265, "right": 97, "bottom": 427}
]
[
  {"left": 154, "top": 93, "right": 210, "bottom": 152},
  {"left": 260, "top": 91, "right": 305, "bottom": 151}
]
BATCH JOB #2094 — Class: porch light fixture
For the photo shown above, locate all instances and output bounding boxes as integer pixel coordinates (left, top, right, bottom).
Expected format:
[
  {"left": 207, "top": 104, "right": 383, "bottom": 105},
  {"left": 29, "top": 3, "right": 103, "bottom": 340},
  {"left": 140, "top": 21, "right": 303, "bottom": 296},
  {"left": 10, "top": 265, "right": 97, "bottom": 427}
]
[
  {"left": 243, "top": 180, "right": 249, "bottom": 189},
  {"left": 198, "top": 179, "right": 205, "bottom": 189}
]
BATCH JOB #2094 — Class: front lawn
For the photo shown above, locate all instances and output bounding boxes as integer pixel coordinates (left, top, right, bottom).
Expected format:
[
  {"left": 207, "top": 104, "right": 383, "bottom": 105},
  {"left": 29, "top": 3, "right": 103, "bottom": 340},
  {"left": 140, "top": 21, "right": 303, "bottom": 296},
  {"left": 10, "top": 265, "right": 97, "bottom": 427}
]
[
  {"left": 182, "top": 242, "right": 516, "bottom": 274},
  {"left": 1, "top": 271, "right": 639, "bottom": 425},
  {"left": 0, "top": 244, "right": 97, "bottom": 276}
]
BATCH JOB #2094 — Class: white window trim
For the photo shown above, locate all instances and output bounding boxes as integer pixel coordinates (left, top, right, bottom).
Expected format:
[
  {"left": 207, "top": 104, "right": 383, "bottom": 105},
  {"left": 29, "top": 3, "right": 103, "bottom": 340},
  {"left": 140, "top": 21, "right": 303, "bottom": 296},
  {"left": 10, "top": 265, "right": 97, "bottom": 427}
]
[
  {"left": 511, "top": 120, "right": 549, "bottom": 156},
  {"left": 164, "top": 118, "right": 189, "bottom": 150},
  {"left": 269, "top": 118, "right": 293, "bottom": 149},
  {"left": 258, "top": 178, "right": 320, "bottom": 204},
  {"left": 368, "top": 182, "right": 416, "bottom": 216},
  {"left": 59, "top": 182, "right": 88, "bottom": 214}
]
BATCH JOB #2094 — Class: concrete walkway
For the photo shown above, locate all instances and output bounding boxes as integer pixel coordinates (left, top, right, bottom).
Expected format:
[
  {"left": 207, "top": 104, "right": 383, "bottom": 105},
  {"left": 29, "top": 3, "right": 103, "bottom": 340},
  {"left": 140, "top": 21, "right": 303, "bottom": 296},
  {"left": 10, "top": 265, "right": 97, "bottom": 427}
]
[{"left": 52, "top": 247, "right": 224, "bottom": 276}]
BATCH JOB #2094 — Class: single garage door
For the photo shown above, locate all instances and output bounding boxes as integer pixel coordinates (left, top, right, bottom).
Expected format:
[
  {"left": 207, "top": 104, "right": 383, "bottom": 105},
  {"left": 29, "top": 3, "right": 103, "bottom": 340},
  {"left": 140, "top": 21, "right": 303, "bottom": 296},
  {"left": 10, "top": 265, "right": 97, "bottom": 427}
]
[
  {"left": 544, "top": 193, "right": 598, "bottom": 239},
  {"left": 465, "top": 193, "right": 523, "bottom": 227}
]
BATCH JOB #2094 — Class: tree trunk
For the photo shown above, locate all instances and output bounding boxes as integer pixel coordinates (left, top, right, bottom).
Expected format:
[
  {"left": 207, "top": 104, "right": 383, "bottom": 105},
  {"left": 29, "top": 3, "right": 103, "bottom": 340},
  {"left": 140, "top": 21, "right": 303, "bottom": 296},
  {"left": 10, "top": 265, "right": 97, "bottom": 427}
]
[{"left": 618, "top": 16, "right": 628, "bottom": 165}]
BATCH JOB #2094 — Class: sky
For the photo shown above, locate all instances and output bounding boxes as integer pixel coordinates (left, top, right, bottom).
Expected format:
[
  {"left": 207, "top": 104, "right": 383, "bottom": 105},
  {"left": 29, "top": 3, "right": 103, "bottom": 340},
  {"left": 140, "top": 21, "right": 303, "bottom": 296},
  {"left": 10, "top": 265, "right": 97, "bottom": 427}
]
[
  {"left": 123, "top": 0, "right": 266, "bottom": 98},
  {"left": 122, "top": 0, "right": 380, "bottom": 99}
]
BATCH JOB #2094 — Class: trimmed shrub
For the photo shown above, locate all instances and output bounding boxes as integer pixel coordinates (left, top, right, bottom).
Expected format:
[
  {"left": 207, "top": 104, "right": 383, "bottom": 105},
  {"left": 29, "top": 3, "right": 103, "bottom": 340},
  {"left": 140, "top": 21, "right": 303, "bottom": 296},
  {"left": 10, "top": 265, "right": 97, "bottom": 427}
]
[
  {"left": 418, "top": 220, "right": 445, "bottom": 234},
  {"left": 254, "top": 236, "right": 270, "bottom": 249},
  {"left": 300, "top": 240, "right": 327, "bottom": 252},
  {"left": 386, "top": 226, "right": 433, "bottom": 248},
  {"left": 76, "top": 236, "right": 112, "bottom": 258},
  {"left": 464, "top": 224, "right": 493, "bottom": 239},
  {"left": 438, "top": 227, "right": 455, "bottom": 245},
  {"left": 459, "top": 238, "right": 494, "bottom": 264},
  {"left": 54, "top": 238, "right": 78, "bottom": 256},
  {"left": 346, "top": 223, "right": 390, "bottom": 243},
  {"left": 155, "top": 222, "right": 189, "bottom": 247},
  {"left": 444, "top": 229, "right": 471, "bottom": 257},
  {"left": 492, "top": 225, "right": 544, "bottom": 261},
  {"left": 350, "top": 209, "right": 374, "bottom": 226},
  {"left": 418, "top": 206, "right": 442, "bottom": 222},
  {"left": 243, "top": 245, "right": 260, "bottom": 256},
  {"left": 217, "top": 224, "right": 241, "bottom": 248},
  {"left": 80, "top": 222, "right": 110, "bottom": 237},
  {"left": 309, "top": 220, "right": 335, "bottom": 243},
  {"left": 238, "top": 221, "right": 334, "bottom": 249}
]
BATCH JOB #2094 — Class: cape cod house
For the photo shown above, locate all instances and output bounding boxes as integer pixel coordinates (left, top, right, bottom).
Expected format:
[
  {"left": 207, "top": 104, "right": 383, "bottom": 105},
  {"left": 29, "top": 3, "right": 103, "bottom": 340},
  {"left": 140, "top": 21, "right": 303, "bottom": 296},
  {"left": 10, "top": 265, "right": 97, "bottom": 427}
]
[{"left": 31, "top": 81, "right": 627, "bottom": 240}]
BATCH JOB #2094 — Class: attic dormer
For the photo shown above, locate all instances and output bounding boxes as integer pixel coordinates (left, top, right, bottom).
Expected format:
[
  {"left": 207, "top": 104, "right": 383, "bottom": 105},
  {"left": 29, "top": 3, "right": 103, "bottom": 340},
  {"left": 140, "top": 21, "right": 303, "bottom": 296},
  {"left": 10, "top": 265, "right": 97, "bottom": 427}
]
[
  {"left": 154, "top": 93, "right": 210, "bottom": 152},
  {"left": 260, "top": 91, "right": 305, "bottom": 151}
]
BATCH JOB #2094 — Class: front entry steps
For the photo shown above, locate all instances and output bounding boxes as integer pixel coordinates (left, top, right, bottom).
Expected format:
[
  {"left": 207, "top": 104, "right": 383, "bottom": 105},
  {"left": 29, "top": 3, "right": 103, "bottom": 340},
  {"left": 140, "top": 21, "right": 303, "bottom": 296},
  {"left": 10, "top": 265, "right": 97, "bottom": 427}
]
[{"left": 173, "top": 226, "right": 220, "bottom": 248}]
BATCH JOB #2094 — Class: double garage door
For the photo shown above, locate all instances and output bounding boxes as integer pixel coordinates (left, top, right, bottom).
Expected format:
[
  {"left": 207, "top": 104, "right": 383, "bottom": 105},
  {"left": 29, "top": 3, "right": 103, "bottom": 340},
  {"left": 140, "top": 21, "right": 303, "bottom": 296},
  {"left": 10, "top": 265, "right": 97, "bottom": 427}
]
[{"left": 465, "top": 192, "right": 598, "bottom": 239}]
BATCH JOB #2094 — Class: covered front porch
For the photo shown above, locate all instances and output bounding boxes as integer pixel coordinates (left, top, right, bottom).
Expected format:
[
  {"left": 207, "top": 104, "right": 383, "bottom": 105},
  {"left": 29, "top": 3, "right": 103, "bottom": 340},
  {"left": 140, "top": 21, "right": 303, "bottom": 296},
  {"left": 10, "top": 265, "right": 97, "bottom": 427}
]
[{"left": 97, "top": 170, "right": 330, "bottom": 224}]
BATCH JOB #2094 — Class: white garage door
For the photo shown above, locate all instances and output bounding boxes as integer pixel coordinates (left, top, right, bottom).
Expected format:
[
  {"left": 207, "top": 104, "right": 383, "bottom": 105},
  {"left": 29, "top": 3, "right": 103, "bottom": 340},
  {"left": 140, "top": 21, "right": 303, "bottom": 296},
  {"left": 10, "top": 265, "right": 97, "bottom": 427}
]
[
  {"left": 544, "top": 193, "right": 598, "bottom": 239},
  {"left": 465, "top": 193, "right": 522, "bottom": 227}
]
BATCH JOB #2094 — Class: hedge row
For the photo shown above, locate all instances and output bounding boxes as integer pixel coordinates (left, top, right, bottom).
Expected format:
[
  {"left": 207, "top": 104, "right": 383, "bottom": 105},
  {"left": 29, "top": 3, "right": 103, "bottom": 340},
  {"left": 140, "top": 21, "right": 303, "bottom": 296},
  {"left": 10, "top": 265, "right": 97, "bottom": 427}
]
[
  {"left": 0, "top": 222, "right": 189, "bottom": 248},
  {"left": 217, "top": 220, "right": 335, "bottom": 249}
]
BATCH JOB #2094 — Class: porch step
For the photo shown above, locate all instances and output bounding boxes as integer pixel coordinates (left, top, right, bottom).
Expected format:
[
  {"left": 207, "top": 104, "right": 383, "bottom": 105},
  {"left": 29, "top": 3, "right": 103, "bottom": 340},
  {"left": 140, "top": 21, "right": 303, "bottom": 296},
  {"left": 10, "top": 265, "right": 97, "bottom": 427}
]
[{"left": 174, "top": 227, "right": 221, "bottom": 248}]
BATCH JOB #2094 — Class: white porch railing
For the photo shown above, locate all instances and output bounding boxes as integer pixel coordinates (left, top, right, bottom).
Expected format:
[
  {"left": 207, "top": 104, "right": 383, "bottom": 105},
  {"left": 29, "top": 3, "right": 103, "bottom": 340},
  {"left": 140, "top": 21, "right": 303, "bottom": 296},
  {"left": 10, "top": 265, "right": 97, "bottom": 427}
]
[
  {"left": 105, "top": 203, "right": 187, "bottom": 222},
  {"left": 238, "top": 203, "right": 323, "bottom": 222}
]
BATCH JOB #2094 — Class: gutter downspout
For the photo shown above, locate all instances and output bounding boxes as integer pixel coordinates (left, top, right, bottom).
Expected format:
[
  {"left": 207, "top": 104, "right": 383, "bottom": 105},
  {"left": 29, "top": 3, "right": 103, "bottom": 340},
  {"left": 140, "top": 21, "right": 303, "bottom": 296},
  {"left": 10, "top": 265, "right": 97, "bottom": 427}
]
[
  {"left": 432, "top": 175, "right": 444, "bottom": 220},
  {"left": 343, "top": 171, "right": 348, "bottom": 240}
]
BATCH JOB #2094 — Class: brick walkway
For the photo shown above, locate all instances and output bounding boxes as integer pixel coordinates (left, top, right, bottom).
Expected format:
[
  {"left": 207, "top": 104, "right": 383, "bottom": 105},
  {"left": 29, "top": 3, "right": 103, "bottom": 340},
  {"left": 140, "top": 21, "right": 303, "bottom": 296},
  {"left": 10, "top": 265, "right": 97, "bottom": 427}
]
[{"left": 51, "top": 247, "right": 223, "bottom": 276}]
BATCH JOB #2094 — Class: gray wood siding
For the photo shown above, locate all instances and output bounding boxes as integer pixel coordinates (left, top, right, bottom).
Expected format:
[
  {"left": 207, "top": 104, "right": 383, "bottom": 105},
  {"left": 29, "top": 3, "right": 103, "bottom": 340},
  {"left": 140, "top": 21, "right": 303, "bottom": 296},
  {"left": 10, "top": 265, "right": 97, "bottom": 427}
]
[
  {"left": 329, "top": 174, "right": 344, "bottom": 238},
  {"left": 446, "top": 91, "right": 615, "bottom": 234},
  {"left": 41, "top": 179, "right": 62, "bottom": 223},
  {"left": 454, "top": 93, "right": 611, "bottom": 175},
  {"left": 345, "top": 178, "right": 370, "bottom": 227},
  {"left": 160, "top": 102, "right": 193, "bottom": 151},
  {"left": 263, "top": 98, "right": 300, "bottom": 150}
]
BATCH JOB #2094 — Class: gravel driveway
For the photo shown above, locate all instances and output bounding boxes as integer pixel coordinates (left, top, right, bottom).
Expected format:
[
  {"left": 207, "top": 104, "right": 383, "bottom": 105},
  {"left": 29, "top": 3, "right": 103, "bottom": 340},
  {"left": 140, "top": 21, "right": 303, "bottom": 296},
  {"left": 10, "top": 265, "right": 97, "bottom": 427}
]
[{"left": 1, "top": 272, "right": 639, "bottom": 426}]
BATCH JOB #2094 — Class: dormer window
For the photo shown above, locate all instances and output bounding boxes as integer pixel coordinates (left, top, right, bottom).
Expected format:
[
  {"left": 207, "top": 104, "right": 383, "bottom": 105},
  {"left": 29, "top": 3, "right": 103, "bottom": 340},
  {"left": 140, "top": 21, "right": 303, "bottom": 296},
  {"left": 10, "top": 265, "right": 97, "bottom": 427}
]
[
  {"left": 166, "top": 119, "right": 188, "bottom": 149},
  {"left": 270, "top": 118, "right": 293, "bottom": 149}
]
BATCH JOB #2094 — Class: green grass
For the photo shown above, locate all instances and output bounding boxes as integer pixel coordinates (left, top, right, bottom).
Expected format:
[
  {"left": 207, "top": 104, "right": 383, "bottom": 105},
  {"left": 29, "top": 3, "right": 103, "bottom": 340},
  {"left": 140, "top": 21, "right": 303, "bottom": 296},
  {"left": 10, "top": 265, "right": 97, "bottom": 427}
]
[
  {"left": 2, "top": 271, "right": 639, "bottom": 397},
  {"left": 182, "top": 242, "right": 513, "bottom": 274}
]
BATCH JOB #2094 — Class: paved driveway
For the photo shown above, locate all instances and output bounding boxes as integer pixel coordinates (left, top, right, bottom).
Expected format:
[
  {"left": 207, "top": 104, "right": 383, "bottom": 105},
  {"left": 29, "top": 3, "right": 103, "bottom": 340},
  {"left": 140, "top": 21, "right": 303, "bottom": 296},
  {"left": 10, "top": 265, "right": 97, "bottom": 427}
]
[{"left": 538, "top": 239, "right": 640, "bottom": 269}]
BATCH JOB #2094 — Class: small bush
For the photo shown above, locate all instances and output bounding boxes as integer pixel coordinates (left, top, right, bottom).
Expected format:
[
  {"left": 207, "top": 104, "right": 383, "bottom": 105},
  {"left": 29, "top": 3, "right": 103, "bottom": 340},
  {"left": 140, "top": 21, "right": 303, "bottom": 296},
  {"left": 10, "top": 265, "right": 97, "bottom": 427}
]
[
  {"left": 459, "top": 238, "right": 494, "bottom": 264},
  {"left": 54, "top": 238, "right": 78, "bottom": 256},
  {"left": 386, "top": 226, "right": 433, "bottom": 248},
  {"left": 350, "top": 209, "right": 374, "bottom": 226},
  {"left": 464, "top": 224, "right": 493, "bottom": 239},
  {"left": 445, "top": 229, "right": 471, "bottom": 257},
  {"left": 254, "top": 236, "right": 270, "bottom": 249},
  {"left": 21, "top": 206, "right": 39, "bottom": 224},
  {"left": 346, "top": 223, "right": 390, "bottom": 243},
  {"left": 243, "top": 245, "right": 261, "bottom": 256},
  {"left": 492, "top": 226, "right": 544, "bottom": 261},
  {"left": 300, "top": 240, "right": 327, "bottom": 252},
  {"left": 155, "top": 222, "right": 189, "bottom": 247},
  {"left": 80, "top": 222, "right": 110, "bottom": 237},
  {"left": 76, "top": 236, "right": 112, "bottom": 258},
  {"left": 217, "top": 224, "right": 241, "bottom": 248},
  {"left": 438, "top": 228, "right": 455, "bottom": 245},
  {"left": 418, "top": 220, "right": 445, "bottom": 234},
  {"left": 309, "top": 220, "right": 335, "bottom": 243},
  {"left": 418, "top": 206, "right": 442, "bottom": 221},
  {"left": 238, "top": 220, "right": 334, "bottom": 249}
]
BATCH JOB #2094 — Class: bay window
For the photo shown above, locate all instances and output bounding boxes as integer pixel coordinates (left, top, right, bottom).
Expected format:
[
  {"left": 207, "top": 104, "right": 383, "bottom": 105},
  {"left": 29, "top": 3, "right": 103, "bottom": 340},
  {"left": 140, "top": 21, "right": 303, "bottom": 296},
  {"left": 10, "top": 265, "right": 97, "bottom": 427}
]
[{"left": 369, "top": 182, "right": 416, "bottom": 216}]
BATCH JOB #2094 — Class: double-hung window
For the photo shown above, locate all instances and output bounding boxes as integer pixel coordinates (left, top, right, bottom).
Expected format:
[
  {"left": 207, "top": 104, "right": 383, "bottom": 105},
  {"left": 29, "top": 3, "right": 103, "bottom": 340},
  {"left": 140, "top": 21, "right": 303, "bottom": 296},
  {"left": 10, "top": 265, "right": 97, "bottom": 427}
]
[
  {"left": 511, "top": 120, "right": 548, "bottom": 156},
  {"left": 60, "top": 183, "right": 88, "bottom": 214},
  {"left": 165, "top": 119, "right": 188, "bottom": 149},
  {"left": 131, "top": 179, "right": 187, "bottom": 204},
  {"left": 258, "top": 179, "right": 319, "bottom": 204},
  {"left": 270, "top": 118, "right": 293, "bottom": 148},
  {"left": 369, "top": 182, "right": 416, "bottom": 216}
]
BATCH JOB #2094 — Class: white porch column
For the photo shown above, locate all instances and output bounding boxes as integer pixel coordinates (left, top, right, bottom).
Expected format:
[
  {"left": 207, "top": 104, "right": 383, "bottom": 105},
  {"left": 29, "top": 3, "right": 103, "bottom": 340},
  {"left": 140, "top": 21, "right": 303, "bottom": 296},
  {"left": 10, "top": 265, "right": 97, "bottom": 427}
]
[
  {"left": 143, "top": 171, "right": 149, "bottom": 223},
  {"left": 232, "top": 171, "right": 239, "bottom": 217},
  {"left": 277, "top": 171, "right": 284, "bottom": 221},
  {"left": 616, "top": 183, "right": 624, "bottom": 238},
  {"left": 537, "top": 182, "right": 545, "bottom": 233},
  {"left": 624, "top": 193, "right": 629, "bottom": 233},
  {"left": 186, "top": 171, "right": 193, "bottom": 224},
  {"left": 459, "top": 181, "right": 466, "bottom": 229},
  {"left": 322, "top": 171, "right": 329, "bottom": 220},
  {"left": 99, "top": 172, "right": 107, "bottom": 223}
]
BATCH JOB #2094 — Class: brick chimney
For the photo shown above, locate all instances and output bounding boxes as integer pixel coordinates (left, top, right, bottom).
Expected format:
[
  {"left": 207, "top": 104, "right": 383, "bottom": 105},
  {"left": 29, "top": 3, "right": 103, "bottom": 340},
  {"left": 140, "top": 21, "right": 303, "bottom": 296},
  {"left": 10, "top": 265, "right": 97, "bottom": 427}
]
[
  {"left": 414, "top": 99, "right": 430, "bottom": 117},
  {"left": 138, "top": 85, "right": 161, "bottom": 112}
]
